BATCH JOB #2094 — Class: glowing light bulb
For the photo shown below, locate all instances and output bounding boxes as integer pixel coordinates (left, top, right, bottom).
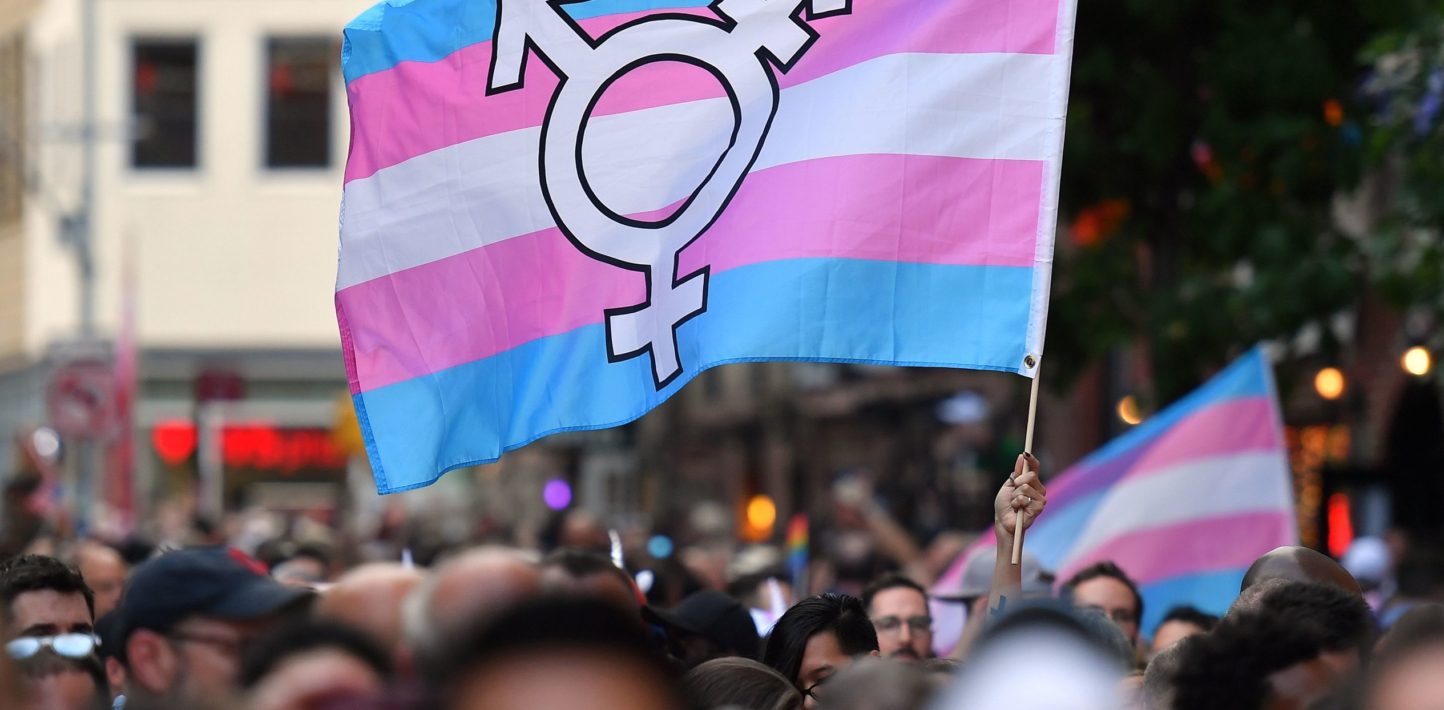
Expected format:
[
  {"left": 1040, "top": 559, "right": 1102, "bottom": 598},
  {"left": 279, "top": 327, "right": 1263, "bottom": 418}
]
[
  {"left": 1314, "top": 367, "right": 1345, "bottom": 401},
  {"left": 1116, "top": 395, "right": 1143, "bottom": 426},
  {"left": 746, "top": 495, "right": 777, "bottom": 532},
  {"left": 1403, "top": 347, "right": 1432, "bottom": 377}
]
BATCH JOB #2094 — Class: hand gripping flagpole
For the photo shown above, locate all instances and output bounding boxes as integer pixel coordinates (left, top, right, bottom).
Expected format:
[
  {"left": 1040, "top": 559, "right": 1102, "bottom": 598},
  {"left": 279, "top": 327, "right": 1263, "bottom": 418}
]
[{"left": 1012, "top": 358, "right": 1042, "bottom": 566}]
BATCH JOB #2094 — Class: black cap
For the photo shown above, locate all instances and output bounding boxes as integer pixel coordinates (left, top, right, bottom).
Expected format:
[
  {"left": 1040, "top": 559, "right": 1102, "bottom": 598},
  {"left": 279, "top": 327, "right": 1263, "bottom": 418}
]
[
  {"left": 116, "top": 547, "right": 312, "bottom": 651},
  {"left": 644, "top": 590, "right": 760, "bottom": 660}
]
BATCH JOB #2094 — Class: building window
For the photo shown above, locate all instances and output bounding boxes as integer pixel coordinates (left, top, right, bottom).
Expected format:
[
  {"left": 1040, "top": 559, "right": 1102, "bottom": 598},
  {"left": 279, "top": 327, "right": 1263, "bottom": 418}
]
[
  {"left": 132, "top": 40, "right": 199, "bottom": 169},
  {"left": 265, "top": 38, "right": 333, "bottom": 169}
]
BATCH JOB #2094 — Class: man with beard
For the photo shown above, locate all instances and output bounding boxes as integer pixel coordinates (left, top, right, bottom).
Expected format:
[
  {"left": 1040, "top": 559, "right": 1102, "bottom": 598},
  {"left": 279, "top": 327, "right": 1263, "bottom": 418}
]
[
  {"left": 862, "top": 574, "right": 933, "bottom": 662},
  {"left": 115, "top": 547, "right": 311, "bottom": 710}
]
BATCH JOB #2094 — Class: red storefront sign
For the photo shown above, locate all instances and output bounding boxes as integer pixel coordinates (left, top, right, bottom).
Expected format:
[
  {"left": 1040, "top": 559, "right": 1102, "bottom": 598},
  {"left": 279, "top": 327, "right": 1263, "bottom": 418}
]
[{"left": 151, "top": 420, "right": 346, "bottom": 473}]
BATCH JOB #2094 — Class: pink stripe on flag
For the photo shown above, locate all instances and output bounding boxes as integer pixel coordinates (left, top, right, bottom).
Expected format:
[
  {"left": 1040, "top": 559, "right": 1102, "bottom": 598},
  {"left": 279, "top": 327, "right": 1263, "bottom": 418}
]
[
  {"left": 1119, "top": 397, "right": 1282, "bottom": 484},
  {"left": 1055, "top": 511, "right": 1295, "bottom": 586},
  {"left": 339, "top": 153, "right": 1042, "bottom": 394},
  {"left": 344, "top": 0, "right": 1059, "bottom": 183}
]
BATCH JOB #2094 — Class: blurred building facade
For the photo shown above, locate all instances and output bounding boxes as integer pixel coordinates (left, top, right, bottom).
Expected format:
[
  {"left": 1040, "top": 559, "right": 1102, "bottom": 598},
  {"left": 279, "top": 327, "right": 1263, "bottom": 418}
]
[{"left": 0, "top": 0, "right": 373, "bottom": 526}]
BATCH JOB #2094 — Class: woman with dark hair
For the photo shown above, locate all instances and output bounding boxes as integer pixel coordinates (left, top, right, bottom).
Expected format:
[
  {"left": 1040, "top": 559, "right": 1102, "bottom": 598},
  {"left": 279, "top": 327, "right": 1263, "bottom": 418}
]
[
  {"left": 684, "top": 657, "right": 803, "bottom": 710},
  {"left": 761, "top": 593, "right": 878, "bottom": 707}
]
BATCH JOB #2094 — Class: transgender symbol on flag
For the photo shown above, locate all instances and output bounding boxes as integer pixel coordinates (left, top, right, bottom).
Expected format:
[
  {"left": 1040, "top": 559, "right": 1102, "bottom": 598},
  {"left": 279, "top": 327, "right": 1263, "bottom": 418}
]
[{"left": 488, "top": 0, "right": 850, "bottom": 388}]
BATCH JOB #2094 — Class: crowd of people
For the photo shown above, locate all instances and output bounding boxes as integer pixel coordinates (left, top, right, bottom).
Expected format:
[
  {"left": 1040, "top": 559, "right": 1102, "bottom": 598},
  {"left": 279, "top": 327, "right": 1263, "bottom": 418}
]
[{"left": 0, "top": 454, "right": 1442, "bottom": 709}]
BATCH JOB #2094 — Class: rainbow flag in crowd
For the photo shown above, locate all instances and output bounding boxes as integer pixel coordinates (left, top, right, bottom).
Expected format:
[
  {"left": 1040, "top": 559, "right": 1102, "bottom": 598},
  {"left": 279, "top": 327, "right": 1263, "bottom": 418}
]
[
  {"left": 787, "top": 513, "right": 809, "bottom": 593},
  {"left": 934, "top": 347, "right": 1297, "bottom": 634},
  {"left": 336, "top": 0, "right": 1079, "bottom": 492}
]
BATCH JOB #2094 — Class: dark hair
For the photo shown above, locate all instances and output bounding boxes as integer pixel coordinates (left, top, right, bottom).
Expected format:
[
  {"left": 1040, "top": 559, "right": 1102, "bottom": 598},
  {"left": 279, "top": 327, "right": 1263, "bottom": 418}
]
[
  {"left": 861, "top": 573, "right": 929, "bottom": 612},
  {"left": 1064, "top": 561, "right": 1143, "bottom": 623},
  {"left": 762, "top": 593, "right": 879, "bottom": 684},
  {"left": 541, "top": 548, "right": 636, "bottom": 595},
  {"left": 1254, "top": 581, "right": 1373, "bottom": 659},
  {"left": 434, "top": 596, "right": 682, "bottom": 701},
  {"left": 0, "top": 554, "right": 95, "bottom": 621},
  {"left": 239, "top": 619, "right": 393, "bottom": 689},
  {"left": 684, "top": 657, "right": 802, "bottom": 710},
  {"left": 1171, "top": 609, "right": 1331, "bottom": 710},
  {"left": 1159, "top": 605, "right": 1219, "bottom": 632}
]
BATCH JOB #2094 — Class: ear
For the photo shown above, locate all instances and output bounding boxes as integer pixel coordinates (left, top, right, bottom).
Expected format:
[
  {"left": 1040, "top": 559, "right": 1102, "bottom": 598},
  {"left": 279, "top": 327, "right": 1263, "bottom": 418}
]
[
  {"left": 869, "top": 650, "right": 880, "bottom": 658},
  {"left": 126, "top": 629, "right": 178, "bottom": 694}
]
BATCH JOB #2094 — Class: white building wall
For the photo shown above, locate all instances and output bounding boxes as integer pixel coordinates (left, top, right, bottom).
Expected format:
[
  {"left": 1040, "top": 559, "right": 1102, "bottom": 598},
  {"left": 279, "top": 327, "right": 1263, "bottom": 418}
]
[{"left": 23, "top": 0, "right": 374, "bottom": 358}]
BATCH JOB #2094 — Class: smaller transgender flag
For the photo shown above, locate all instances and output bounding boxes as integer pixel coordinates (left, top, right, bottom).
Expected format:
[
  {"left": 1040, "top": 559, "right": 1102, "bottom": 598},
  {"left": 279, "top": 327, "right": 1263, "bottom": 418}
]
[{"left": 934, "top": 346, "right": 1296, "bottom": 635}]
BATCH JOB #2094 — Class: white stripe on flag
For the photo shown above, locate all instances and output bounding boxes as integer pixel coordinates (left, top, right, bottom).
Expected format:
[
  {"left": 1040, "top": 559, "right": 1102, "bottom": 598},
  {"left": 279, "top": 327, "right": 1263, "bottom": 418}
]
[
  {"left": 338, "top": 51, "right": 1064, "bottom": 290},
  {"left": 1062, "top": 450, "right": 1294, "bottom": 567}
]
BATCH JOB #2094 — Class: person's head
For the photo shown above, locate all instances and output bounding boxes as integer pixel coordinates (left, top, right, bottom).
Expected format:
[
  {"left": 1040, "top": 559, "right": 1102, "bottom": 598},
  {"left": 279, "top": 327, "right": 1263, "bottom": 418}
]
[
  {"left": 69, "top": 543, "right": 126, "bottom": 620},
  {"left": 1149, "top": 605, "right": 1218, "bottom": 657},
  {"left": 1367, "top": 604, "right": 1444, "bottom": 710},
  {"left": 1242, "top": 546, "right": 1363, "bottom": 598},
  {"left": 404, "top": 546, "right": 540, "bottom": 670},
  {"left": 436, "top": 596, "right": 685, "bottom": 710},
  {"left": 16, "top": 653, "right": 107, "bottom": 710},
  {"left": 646, "top": 589, "right": 761, "bottom": 667},
  {"left": 1064, "top": 561, "right": 1143, "bottom": 644},
  {"left": 116, "top": 547, "right": 313, "bottom": 707},
  {"left": 1142, "top": 635, "right": 1193, "bottom": 710},
  {"left": 315, "top": 562, "right": 423, "bottom": 671},
  {"left": 240, "top": 619, "right": 393, "bottom": 710},
  {"left": 861, "top": 574, "right": 932, "bottom": 662},
  {"left": 936, "top": 603, "right": 1127, "bottom": 710},
  {"left": 811, "top": 656, "right": 935, "bottom": 710},
  {"left": 762, "top": 593, "right": 879, "bottom": 707},
  {"left": 538, "top": 548, "right": 640, "bottom": 614},
  {"left": 1172, "top": 582, "right": 1371, "bottom": 710},
  {"left": 1253, "top": 581, "right": 1374, "bottom": 667},
  {"left": 683, "top": 657, "right": 802, "bottom": 710},
  {"left": 0, "top": 555, "right": 95, "bottom": 658}
]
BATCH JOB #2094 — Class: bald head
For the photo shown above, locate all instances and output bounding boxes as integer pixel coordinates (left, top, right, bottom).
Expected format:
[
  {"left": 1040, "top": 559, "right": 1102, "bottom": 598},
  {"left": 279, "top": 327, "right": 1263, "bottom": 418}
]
[
  {"left": 1241, "top": 546, "right": 1362, "bottom": 597},
  {"left": 407, "top": 547, "right": 540, "bottom": 661},
  {"left": 316, "top": 563, "right": 424, "bottom": 651}
]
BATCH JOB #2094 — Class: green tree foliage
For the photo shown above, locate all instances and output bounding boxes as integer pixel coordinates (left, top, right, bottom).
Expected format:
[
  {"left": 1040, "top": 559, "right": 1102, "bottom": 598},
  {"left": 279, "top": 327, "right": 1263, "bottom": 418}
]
[
  {"left": 1358, "top": 12, "right": 1444, "bottom": 326},
  {"left": 1049, "top": 1, "right": 1417, "bottom": 402}
]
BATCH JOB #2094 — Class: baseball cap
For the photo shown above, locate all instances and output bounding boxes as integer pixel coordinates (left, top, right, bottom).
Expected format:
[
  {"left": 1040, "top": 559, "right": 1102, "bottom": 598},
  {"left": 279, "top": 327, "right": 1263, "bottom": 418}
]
[
  {"left": 644, "top": 590, "right": 760, "bottom": 660},
  {"left": 934, "top": 549, "right": 1053, "bottom": 602},
  {"left": 116, "top": 547, "right": 312, "bottom": 650}
]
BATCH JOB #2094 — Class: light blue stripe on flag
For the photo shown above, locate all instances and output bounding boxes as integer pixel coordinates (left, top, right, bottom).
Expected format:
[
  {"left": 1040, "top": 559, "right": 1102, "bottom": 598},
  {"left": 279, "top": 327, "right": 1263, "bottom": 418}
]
[
  {"left": 342, "top": 0, "right": 713, "bottom": 83},
  {"left": 356, "top": 258, "right": 1033, "bottom": 492},
  {"left": 1139, "top": 568, "right": 1247, "bottom": 634}
]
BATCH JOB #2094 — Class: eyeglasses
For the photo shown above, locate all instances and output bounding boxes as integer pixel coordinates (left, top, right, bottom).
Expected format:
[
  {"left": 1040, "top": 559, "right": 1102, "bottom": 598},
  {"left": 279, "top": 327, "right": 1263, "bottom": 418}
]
[
  {"left": 803, "top": 674, "right": 833, "bottom": 701},
  {"left": 5, "top": 633, "right": 100, "bottom": 660},
  {"left": 873, "top": 615, "right": 932, "bottom": 635}
]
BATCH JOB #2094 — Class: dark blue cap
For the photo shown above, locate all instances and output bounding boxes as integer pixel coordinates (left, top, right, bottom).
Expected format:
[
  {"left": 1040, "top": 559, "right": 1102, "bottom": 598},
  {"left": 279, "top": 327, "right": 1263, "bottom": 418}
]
[{"left": 116, "top": 547, "right": 311, "bottom": 647}]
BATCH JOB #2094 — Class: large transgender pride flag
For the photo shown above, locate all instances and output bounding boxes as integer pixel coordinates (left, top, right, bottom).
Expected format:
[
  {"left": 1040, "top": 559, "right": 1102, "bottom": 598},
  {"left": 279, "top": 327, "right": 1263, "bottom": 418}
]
[
  {"left": 336, "top": 0, "right": 1079, "bottom": 492},
  {"left": 934, "top": 347, "right": 1297, "bottom": 635}
]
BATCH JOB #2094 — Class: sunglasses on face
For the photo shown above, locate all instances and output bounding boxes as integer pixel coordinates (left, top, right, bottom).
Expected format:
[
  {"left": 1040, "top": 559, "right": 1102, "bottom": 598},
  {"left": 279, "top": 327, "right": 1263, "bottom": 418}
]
[{"left": 5, "top": 633, "right": 100, "bottom": 660}]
